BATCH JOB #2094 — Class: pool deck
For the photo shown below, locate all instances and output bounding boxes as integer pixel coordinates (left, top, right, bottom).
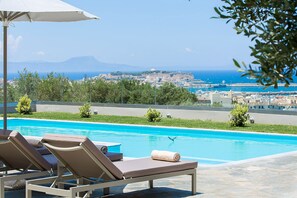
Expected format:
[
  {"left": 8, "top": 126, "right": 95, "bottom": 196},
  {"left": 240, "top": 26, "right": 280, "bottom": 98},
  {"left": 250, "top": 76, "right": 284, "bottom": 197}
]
[{"left": 6, "top": 151, "right": 297, "bottom": 198}]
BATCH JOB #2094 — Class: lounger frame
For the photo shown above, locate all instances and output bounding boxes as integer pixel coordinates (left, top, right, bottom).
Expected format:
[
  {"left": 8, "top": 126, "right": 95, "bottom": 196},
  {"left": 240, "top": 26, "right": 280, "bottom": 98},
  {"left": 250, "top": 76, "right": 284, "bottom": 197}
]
[
  {"left": 0, "top": 168, "right": 53, "bottom": 198},
  {"left": 26, "top": 168, "right": 196, "bottom": 198},
  {"left": 0, "top": 133, "right": 60, "bottom": 198},
  {"left": 0, "top": 135, "right": 58, "bottom": 198},
  {"left": 26, "top": 142, "right": 197, "bottom": 198}
]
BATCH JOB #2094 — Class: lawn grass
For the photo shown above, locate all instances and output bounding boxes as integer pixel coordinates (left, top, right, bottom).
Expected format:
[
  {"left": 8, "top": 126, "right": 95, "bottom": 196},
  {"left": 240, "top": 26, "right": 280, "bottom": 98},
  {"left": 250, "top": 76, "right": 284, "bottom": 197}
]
[{"left": 8, "top": 112, "right": 297, "bottom": 135}]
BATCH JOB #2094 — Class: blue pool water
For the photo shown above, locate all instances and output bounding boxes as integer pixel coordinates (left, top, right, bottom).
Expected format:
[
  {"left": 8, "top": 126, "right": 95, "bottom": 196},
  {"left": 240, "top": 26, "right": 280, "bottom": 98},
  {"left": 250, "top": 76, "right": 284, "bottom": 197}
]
[{"left": 3, "top": 119, "right": 297, "bottom": 165}]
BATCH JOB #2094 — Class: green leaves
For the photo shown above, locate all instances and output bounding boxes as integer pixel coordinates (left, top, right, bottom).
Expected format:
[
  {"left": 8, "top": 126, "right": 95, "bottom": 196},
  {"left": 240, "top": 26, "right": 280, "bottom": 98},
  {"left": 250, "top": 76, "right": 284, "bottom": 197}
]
[
  {"left": 214, "top": 7, "right": 229, "bottom": 19},
  {"left": 145, "top": 108, "right": 162, "bottom": 122},
  {"left": 156, "top": 82, "right": 197, "bottom": 105},
  {"left": 79, "top": 103, "right": 92, "bottom": 118},
  {"left": 233, "top": 59, "right": 241, "bottom": 68},
  {"left": 229, "top": 104, "right": 249, "bottom": 127},
  {"left": 215, "top": 0, "right": 297, "bottom": 87},
  {"left": 7, "top": 71, "right": 197, "bottom": 106},
  {"left": 15, "top": 94, "right": 32, "bottom": 115}
]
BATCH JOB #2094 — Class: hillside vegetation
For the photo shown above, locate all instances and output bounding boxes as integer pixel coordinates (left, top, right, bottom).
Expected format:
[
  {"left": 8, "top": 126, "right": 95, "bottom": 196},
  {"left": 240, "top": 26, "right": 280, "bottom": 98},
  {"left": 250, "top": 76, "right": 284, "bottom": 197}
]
[{"left": 5, "top": 69, "right": 197, "bottom": 105}]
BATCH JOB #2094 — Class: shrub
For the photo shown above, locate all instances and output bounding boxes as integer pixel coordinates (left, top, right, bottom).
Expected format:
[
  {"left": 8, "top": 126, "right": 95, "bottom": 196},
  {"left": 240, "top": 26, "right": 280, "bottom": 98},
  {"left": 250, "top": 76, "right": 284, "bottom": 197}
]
[
  {"left": 15, "top": 94, "right": 32, "bottom": 114},
  {"left": 229, "top": 104, "right": 249, "bottom": 127},
  {"left": 79, "top": 103, "right": 92, "bottom": 118},
  {"left": 145, "top": 108, "right": 162, "bottom": 122}
]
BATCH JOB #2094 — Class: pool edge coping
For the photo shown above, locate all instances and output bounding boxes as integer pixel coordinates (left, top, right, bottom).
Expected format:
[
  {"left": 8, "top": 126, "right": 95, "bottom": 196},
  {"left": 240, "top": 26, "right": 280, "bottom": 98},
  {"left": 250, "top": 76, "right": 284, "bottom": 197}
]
[{"left": 200, "top": 150, "right": 297, "bottom": 168}]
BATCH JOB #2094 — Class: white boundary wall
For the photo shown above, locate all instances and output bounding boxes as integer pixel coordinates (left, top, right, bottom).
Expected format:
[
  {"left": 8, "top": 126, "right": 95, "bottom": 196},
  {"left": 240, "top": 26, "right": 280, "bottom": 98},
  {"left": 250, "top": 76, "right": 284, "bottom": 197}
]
[{"left": 36, "top": 104, "right": 297, "bottom": 126}]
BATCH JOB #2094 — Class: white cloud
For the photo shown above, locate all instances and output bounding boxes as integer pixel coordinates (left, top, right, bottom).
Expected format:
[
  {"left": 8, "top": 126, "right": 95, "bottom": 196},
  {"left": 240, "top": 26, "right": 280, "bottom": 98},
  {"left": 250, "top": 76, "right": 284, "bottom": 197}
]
[
  {"left": 8, "top": 34, "right": 23, "bottom": 51},
  {"left": 185, "top": 47, "right": 200, "bottom": 55},
  {"left": 35, "top": 51, "right": 45, "bottom": 56},
  {"left": 0, "top": 34, "right": 23, "bottom": 56},
  {"left": 185, "top": 47, "right": 193, "bottom": 53}
]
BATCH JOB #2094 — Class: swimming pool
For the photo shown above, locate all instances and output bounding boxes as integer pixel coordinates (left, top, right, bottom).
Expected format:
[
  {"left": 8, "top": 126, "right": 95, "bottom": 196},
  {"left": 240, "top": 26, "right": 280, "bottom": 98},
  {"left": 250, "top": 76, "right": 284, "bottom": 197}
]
[{"left": 3, "top": 118, "right": 297, "bottom": 165}]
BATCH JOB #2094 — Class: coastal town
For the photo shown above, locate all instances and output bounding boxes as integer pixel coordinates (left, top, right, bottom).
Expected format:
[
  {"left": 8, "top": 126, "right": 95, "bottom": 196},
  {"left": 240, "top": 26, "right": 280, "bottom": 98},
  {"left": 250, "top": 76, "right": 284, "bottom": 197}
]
[
  {"left": 97, "top": 70, "right": 200, "bottom": 87},
  {"left": 1, "top": 70, "right": 296, "bottom": 111},
  {"left": 98, "top": 71, "right": 297, "bottom": 111}
]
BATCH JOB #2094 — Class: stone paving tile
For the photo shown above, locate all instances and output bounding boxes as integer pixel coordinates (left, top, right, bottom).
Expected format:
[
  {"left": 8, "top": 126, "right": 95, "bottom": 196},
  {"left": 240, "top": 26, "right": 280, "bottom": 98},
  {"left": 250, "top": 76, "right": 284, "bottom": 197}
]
[{"left": 6, "top": 152, "right": 297, "bottom": 198}]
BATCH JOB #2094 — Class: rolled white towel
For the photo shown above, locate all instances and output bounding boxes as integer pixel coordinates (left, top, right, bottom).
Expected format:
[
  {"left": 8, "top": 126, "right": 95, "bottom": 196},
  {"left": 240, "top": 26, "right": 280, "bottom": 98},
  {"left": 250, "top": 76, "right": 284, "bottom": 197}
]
[{"left": 151, "top": 150, "right": 180, "bottom": 162}]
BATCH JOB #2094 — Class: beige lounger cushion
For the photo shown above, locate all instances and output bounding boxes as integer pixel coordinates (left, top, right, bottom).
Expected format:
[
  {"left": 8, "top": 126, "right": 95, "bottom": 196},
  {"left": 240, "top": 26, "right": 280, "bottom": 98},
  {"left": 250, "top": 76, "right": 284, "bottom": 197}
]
[
  {"left": 42, "top": 134, "right": 197, "bottom": 181},
  {"left": 42, "top": 134, "right": 92, "bottom": 147},
  {"left": 0, "top": 134, "right": 39, "bottom": 170},
  {"left": 34, "top": 147, "right": 120, "bottom": 161},
  {"left": 0, "top": 129, "right": 12, "bottom": 140},
  {"left": 105, "top": 152, "right": 123, "bottom": 161},
  {"left": 7, "top": 131, "right": 55, "bottom": 170},
  {"left": 0, "top": 130, "right": 51, "bottom": 156},
  {"left": 114, "top": 158, "right": 197, "bottom": 178},
  {"left": 42, "top": 134, "right": 123, "bottom": 179}
]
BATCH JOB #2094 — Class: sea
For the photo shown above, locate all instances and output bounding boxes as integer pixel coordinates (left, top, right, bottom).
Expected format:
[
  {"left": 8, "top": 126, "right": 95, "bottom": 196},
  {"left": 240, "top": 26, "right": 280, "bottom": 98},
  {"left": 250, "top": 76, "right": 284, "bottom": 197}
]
[
  {"left": 2, "top": 70, "right": 297, "bottom": 93},
  {"left": 190, "top": 70, "right": 297, "bottom": 93}
]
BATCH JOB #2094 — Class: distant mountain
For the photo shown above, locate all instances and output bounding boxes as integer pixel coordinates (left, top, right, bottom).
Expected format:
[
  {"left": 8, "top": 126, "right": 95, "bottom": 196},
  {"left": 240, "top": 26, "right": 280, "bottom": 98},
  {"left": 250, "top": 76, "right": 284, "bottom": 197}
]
[{"left": 0, "top": 56, "right": 146, "bottom": 73}]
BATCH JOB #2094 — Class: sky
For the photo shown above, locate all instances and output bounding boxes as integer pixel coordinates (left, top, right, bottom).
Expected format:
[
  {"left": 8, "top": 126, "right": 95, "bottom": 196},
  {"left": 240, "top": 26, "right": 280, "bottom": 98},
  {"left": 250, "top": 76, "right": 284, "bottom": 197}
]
[{"left": 1, "top": 0, "right": 254, "bottom": 70}]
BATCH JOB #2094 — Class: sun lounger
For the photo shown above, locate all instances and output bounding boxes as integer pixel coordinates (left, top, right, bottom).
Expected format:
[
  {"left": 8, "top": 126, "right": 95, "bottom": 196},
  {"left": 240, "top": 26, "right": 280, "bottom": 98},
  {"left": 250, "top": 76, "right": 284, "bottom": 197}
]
[
  {"left": 25, "top": 135, "right": 123, "bottom": 161},
  {"left": 26, "top": 134, "right": 197, "bottom": 198},
  {"left": 0, "top": 129, "right": 58, "bottom": 198}
]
